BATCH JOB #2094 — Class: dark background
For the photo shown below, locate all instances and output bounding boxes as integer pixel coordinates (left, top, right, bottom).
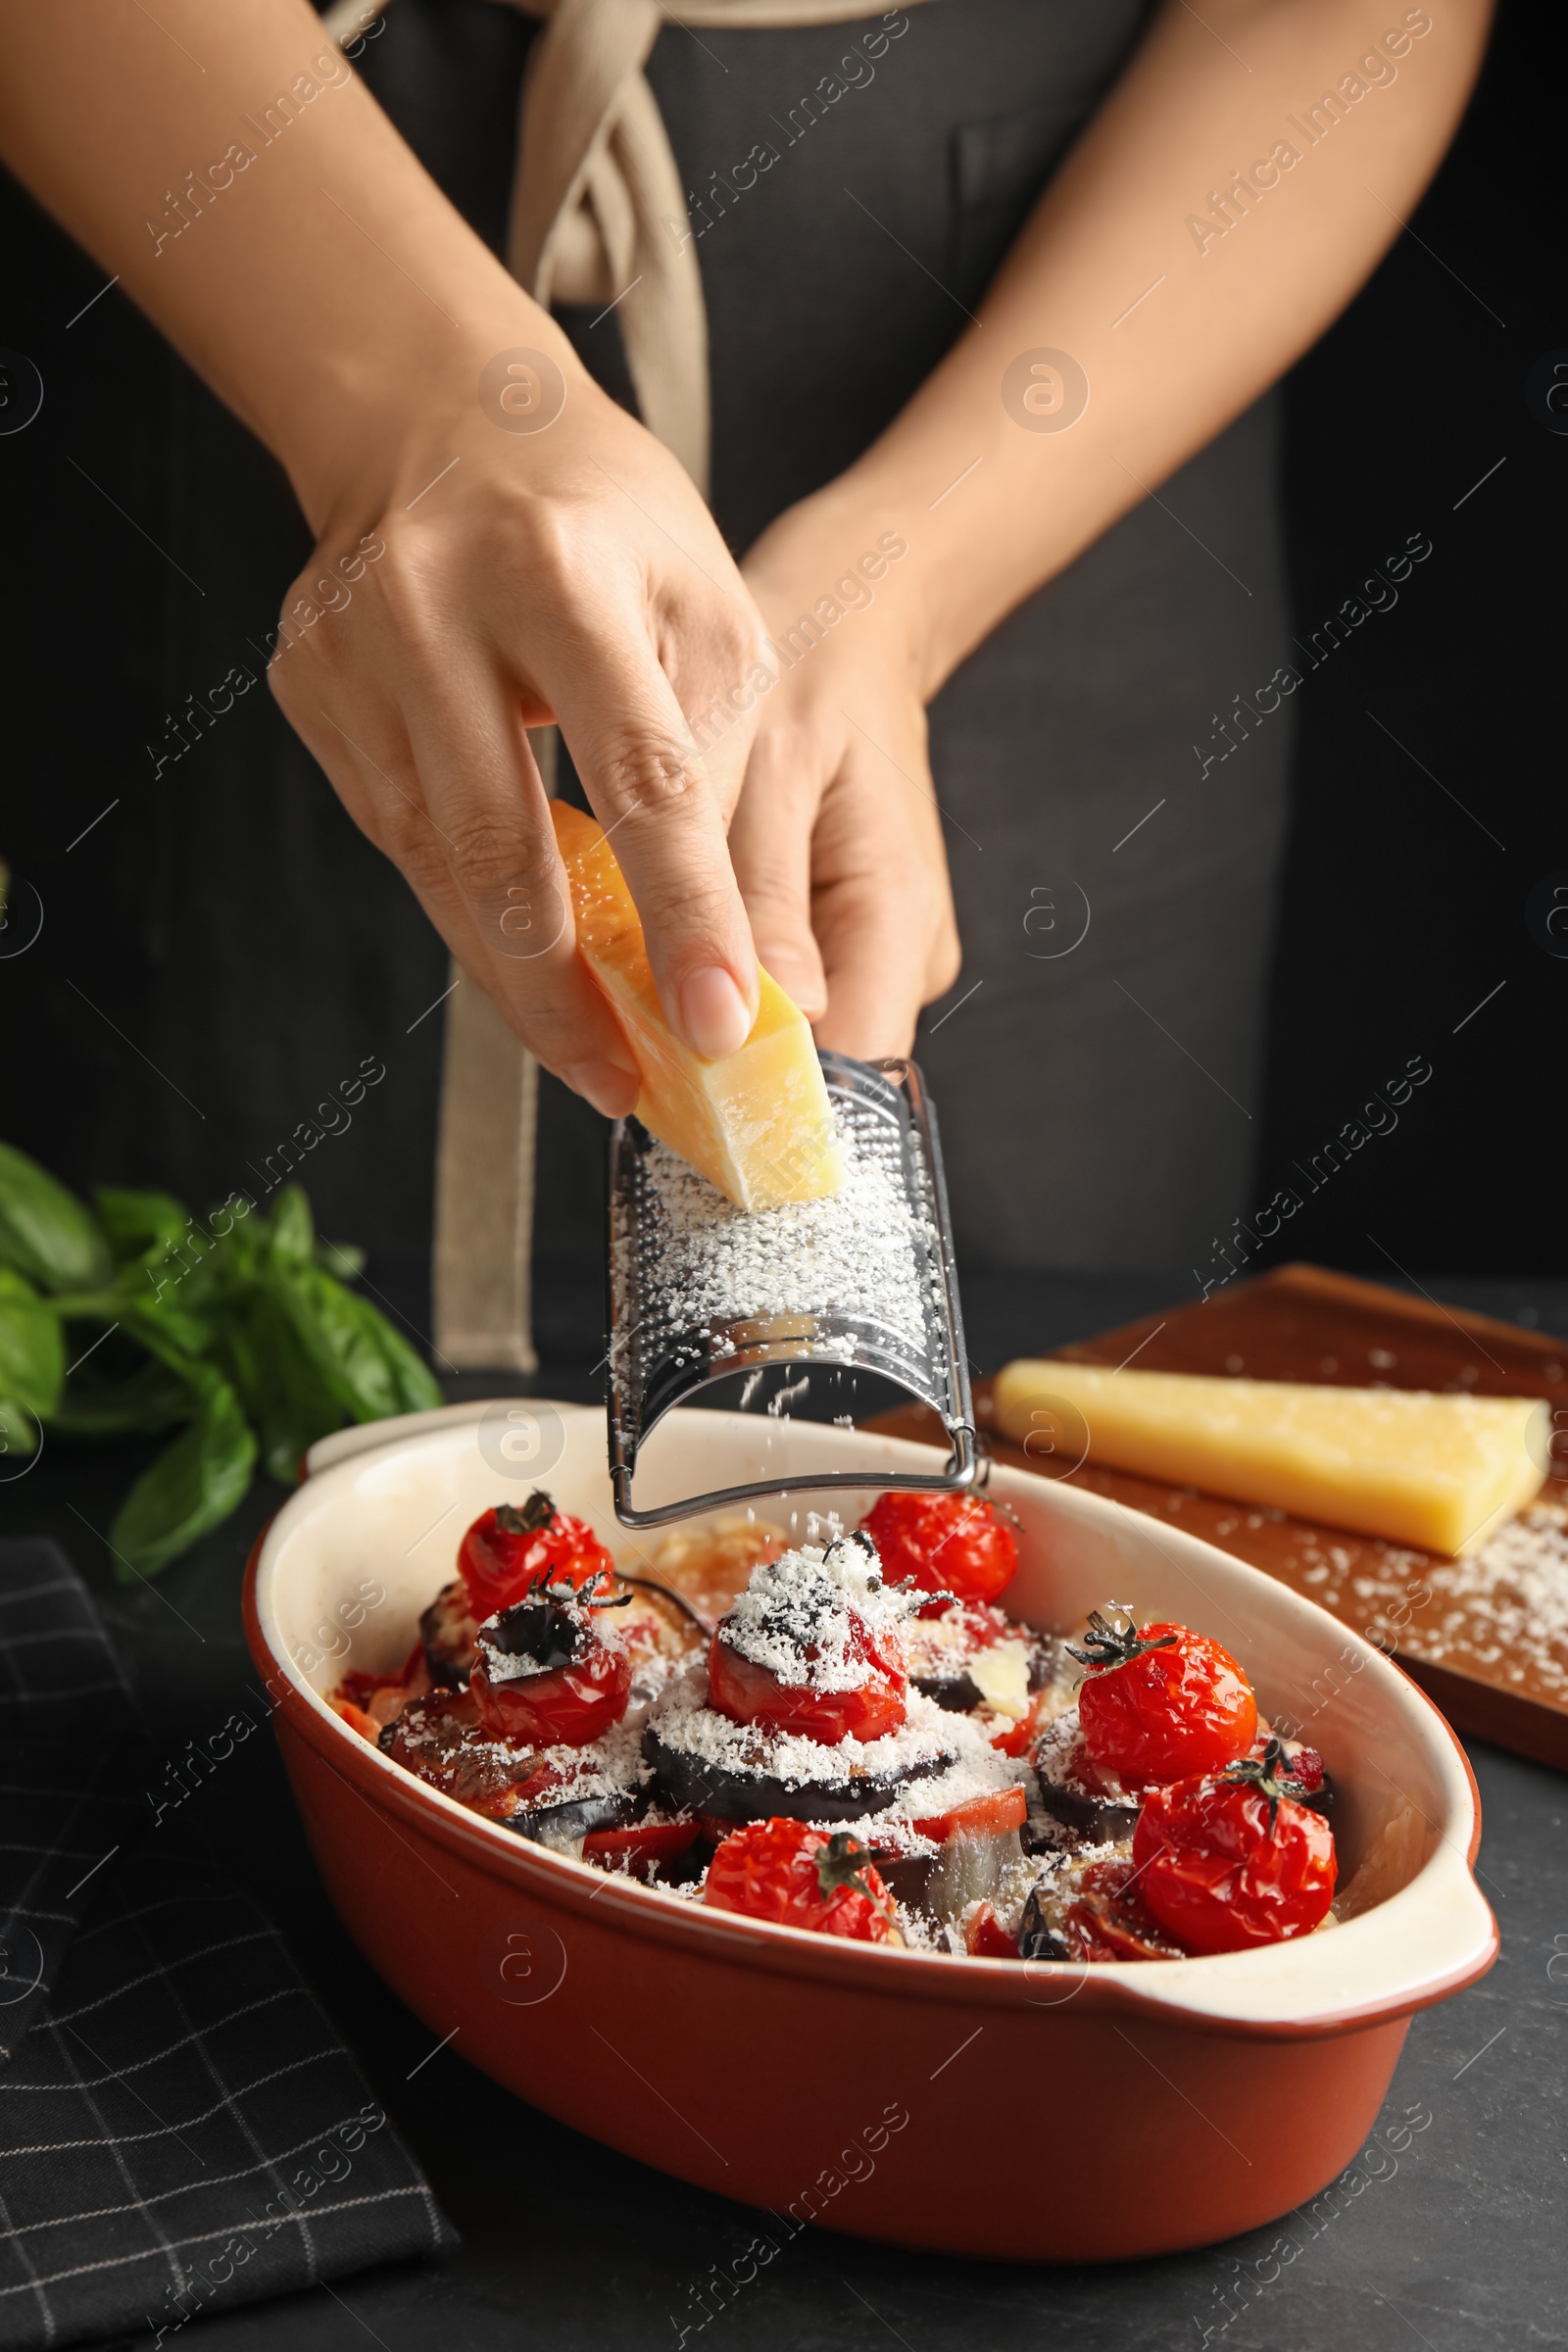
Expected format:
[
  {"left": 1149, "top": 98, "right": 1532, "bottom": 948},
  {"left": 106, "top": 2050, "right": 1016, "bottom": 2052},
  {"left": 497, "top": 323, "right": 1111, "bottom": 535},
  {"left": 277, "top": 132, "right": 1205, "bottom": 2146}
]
[
  {"left": 0, "top": 0, "right": 1562, "bottom": 1348},
  {"left": 1258, "top": 0, "right": 1565, "bottom": 1278},
  {"left": 3, "top": 17, "right": 1567, "bottom": 2336}
]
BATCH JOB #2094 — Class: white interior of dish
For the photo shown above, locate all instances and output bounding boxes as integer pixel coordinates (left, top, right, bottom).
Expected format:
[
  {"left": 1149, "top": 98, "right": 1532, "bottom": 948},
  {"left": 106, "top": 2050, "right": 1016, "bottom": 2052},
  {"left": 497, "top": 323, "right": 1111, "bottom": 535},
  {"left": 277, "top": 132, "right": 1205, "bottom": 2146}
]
[{"left": 257, "top": 1403, "right": 1494, "bottom": 2027}]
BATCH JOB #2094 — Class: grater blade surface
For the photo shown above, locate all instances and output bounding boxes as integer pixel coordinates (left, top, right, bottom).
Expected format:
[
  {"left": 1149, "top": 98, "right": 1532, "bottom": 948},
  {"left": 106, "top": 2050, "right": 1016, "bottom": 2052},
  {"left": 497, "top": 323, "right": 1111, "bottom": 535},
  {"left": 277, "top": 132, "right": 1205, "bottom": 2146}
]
[{"left": 607, "top": 1053, "right": 977, "bottom": 1527}]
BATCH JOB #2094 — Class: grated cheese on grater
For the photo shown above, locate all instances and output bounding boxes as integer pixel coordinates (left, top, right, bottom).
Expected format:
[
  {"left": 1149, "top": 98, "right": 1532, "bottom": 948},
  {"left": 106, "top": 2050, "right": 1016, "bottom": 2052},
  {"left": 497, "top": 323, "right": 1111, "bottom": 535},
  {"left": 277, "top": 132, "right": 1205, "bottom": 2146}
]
[{"left": 625, "top": 1102, "right": 939, "bottom": 1357}]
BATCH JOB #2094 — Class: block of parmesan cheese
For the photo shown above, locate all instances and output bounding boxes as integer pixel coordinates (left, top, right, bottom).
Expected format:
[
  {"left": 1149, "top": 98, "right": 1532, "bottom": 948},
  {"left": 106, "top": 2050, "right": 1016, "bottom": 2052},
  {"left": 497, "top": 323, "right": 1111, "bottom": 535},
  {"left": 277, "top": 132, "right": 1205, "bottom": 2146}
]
[
  {"left": 550, "top": 802, "right": 842, "bottom": 1211},
  {"left": 992, "top": 1360, "right": 1547, "bottom": 1556}
]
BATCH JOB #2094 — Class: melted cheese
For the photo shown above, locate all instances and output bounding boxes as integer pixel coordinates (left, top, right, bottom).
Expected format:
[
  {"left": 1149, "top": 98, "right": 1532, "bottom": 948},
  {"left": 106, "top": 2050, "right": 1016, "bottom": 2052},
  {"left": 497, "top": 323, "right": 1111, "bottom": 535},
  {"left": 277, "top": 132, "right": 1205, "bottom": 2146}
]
[
  {"left": 966, "top": 1641, "right": 1032, "bottom": 1720},
  {"left": 993, "top": 1360, "right": 1548, "bottom": 1556},
  {"left": 550, "top": 802, "right": 842, "bottom": 1209}
]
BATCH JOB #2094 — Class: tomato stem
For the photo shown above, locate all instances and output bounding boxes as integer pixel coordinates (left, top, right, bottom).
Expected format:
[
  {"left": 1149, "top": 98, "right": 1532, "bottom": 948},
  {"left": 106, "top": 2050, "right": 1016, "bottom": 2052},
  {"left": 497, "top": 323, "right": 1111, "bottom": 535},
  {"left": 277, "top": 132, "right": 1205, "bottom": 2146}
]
[
  {"left": 1066, "top": 1604, "right": 1179, "bottom": 1675},
  {"left": 1220, "top": 1738, "right": 1313, "bottom": 1836},
  {"left": 495, "top": 1491, "right": 557, "bottom": 1537}
]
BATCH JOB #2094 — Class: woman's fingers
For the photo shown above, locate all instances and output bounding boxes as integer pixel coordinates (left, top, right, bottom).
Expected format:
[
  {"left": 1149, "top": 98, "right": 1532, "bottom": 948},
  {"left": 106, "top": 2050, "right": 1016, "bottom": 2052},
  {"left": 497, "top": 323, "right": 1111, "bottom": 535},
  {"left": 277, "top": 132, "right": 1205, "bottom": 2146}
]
[
  {"left": 395, "top": 661, "right": 643, "bottom": 1102},
  {"left": 809, "top": 747, "right": 952, "bottom": 1060},
  {"left": 728, "top": 727, "right": 828, "bottom": 1019},
  {"left": 545, "top": 607, "right": 762, "bottom": 1060},
  {"left": 731, "top": 680, "right": 959, "bottom": 1060},
  {"left": 740, "top": 492, "right": 962, "bottom": 1059},
  {"left": 274, "top": 639, "right": 639, "bottom": 1110}
]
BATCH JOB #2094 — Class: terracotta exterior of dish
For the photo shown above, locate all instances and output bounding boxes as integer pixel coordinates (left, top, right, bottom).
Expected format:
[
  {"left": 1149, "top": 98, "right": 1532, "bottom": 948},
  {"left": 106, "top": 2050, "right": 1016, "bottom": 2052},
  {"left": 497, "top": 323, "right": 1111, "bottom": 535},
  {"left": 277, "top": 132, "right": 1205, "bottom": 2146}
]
[
  {"left": 244, "top": 1399, "right": 1498, "bottom": 2264},
  {"left": 249, "top": 1576, "right": 1462, "bottom": 2262}
]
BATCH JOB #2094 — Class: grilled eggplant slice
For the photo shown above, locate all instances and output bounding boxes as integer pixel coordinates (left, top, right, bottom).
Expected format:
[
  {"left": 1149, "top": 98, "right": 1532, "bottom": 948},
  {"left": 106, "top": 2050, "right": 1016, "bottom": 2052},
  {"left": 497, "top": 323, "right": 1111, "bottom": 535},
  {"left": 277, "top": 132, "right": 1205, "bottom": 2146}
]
[
  {"left": 1031, "top": 1711, "right": 1142, "bottom": 1847},
  {"left": 641, "top": 1721, "right": 955, "bottom": 1825},
  {"left": 419, "top": 1578, "right": 480, "bottom": 1689}
]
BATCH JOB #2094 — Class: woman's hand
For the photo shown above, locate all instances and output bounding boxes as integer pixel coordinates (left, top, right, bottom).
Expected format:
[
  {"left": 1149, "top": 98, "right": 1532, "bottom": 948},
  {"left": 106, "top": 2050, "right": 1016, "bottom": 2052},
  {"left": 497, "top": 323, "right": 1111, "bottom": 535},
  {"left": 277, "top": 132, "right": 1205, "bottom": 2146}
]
[
  {"left": 0, "top": 0, "right": 775, "bottom": 1113},
  {"left": 729, "top": 499, "right": 960, "bottom": 1060},
  {"left": 271, "top": 328, "right": 769, "bottom": 1115}
]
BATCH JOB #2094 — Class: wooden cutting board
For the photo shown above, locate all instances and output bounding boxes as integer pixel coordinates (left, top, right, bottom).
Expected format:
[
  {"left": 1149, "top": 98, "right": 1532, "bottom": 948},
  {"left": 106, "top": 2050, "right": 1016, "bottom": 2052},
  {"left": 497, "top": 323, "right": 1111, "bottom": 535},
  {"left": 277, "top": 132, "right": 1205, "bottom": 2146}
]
[{"left": 869, "top": 1262, "right": 1568, "bottom": 1772}]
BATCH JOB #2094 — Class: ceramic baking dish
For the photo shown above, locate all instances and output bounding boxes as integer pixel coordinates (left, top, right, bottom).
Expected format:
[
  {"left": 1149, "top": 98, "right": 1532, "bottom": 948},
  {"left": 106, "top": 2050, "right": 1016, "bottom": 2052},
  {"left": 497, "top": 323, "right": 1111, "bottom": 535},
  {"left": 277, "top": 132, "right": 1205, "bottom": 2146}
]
[{"left": 244, "top": 1402, "right": 1496, "bottom": 2261}]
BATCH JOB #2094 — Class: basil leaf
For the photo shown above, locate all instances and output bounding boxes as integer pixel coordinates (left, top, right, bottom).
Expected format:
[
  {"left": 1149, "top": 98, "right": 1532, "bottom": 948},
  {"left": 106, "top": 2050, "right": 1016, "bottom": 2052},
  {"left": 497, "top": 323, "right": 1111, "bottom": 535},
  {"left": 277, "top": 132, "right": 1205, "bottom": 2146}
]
[
  {"left": 208, "top": 1203, "right": 263, "bottom": 1280},
  {"left": 316, "top": 1238, "right": 366, "bottom": 1280},
  {"left": 94, "top": 1187, "right": 187, "bottom": 1266},
  {"left": 0, "top": 1267, "right": 65, "bottom": 1417},
  {"left": 268, "top": 1185, "right": 316, "bottom": 1272},
  {"left": 368, "top": 1303, "right": 444, "bottom": 1416},
  {"left": 108, "top": 1361, "right": 257, "bottom": 1578},
  {"left": 98, "top": 1194, "right": 235, "bottom": 1336},
  {"left": 221, "top": 1287, "right": 346, "bottom": 1485},
  {"left": 0, "top": 1143, "right": 113, "bottom": 1292},
  {"left": 121, "top": 1296, "right": 219, "bottom": 1358},
  {"left": 270, "top": 1260, "right": 441, "bottom": 1424},
  {"left": 0, "top": 1396, "right": 40, "bottom": 1463}
]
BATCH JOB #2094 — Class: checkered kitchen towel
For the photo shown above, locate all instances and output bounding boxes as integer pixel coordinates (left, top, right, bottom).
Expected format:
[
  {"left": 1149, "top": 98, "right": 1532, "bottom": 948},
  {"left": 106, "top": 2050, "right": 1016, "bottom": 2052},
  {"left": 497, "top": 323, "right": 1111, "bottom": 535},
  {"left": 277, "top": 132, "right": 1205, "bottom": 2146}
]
[{"left": 0, "top": 1540, "right": 456, "bottom": 2350}]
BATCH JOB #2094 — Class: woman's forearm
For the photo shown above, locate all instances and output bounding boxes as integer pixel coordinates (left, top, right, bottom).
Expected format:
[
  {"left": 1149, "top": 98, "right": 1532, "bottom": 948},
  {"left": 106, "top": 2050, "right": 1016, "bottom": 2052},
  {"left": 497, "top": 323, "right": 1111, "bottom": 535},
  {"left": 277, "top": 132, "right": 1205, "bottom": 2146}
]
[
  {"left": 0, "top": 0, "right": 564, "bottom": 531},
  {"left": 0, "top": 0, "right": 775, "bottom": 1086},
  {"left": 804, "top": 0, "right": 1492, "bottom": 696}
]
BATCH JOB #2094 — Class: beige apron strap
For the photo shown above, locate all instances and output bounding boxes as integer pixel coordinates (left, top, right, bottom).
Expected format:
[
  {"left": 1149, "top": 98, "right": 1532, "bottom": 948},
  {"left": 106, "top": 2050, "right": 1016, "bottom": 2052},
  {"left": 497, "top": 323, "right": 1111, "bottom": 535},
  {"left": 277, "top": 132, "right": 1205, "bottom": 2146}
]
[
  {"left": 324, "top": 0, "right": 940, "bottom": 493},
  {"left": 429, "top": 724, "right": 557, "bottom": 1373},
  {"left": 503, "top": 1, "right": 945, "bottom": 496},
  {"left": 507, "top": 0, "right": 710, "bottom": 489},
  {"left": 431, "top": 972, "right": 540, "bottom": 1373}
]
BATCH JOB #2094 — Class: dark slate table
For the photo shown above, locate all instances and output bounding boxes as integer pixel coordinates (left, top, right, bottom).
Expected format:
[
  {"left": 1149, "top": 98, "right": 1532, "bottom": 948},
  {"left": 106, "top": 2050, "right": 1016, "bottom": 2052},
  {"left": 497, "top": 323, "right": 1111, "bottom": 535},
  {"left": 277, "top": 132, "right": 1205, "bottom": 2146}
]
[{"left": 6, "top": 1271, "right": 1566, "bottom": 2352}]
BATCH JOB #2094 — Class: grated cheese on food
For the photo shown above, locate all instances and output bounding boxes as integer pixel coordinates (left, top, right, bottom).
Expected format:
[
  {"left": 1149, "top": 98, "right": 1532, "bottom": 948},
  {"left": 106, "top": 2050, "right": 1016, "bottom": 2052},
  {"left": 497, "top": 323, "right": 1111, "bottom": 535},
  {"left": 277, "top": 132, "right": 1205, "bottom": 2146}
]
[{"left": 714, "top": 1539, "right": 910, "bottom": 1690}]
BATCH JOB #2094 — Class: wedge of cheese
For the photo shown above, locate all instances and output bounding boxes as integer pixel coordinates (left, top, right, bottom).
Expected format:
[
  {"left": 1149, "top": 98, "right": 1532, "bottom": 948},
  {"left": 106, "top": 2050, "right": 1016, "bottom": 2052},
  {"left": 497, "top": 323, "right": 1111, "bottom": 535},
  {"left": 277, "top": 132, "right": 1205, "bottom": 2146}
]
[
  {"left": 993, "top": 1360, "right": 1548, "bottom": 1555},
  {"left": 550, "top": 801, "right": 842, "bottom": 1210}
]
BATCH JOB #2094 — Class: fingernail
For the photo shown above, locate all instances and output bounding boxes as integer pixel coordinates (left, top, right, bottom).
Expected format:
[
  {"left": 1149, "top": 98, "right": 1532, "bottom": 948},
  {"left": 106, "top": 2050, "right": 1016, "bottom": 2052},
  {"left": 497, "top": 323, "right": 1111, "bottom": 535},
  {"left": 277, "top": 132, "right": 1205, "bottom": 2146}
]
[
  {"left": 678, "top": 966, "right": 753, "bottom": 1059},
  {"left": 562, "top": 1060, "right": 640, "bottom": 1118}
]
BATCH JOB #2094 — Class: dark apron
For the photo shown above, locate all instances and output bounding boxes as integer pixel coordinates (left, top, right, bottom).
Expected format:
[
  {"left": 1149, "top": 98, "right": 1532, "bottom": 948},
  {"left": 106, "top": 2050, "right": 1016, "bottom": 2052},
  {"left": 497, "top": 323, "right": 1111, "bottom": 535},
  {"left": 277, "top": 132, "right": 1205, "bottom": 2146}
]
[{"left": 6, "top": 0, "right": 1292, "bottom": 1330}]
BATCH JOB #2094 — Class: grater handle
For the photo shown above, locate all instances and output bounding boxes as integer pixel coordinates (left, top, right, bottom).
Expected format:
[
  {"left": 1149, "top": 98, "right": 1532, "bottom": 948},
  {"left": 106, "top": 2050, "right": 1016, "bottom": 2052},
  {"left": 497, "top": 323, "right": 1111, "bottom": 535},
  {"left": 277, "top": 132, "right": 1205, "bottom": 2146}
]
[{"left": 609, "top": 1422, "right": 981, "bottom": 1530}]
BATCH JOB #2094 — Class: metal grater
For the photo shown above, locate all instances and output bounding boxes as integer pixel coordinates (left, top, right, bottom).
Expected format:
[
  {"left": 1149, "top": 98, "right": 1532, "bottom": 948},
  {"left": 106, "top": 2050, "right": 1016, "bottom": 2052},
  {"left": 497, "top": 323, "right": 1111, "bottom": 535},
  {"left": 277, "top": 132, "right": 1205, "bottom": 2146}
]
[{"left": 606, "top": 1052, "right": 978, "bottom": 1527}]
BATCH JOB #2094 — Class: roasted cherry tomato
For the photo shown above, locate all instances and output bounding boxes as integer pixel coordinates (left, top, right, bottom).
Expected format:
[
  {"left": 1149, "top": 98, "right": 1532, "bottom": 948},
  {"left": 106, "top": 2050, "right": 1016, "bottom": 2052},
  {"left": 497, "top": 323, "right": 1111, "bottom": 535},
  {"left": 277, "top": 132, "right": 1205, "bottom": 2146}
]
[
  {"left": 458, "top": 1492, "right": 615, "bottom": 1620},
  {"left": 469, "top": 1573, "right": 632, "bottom": 1746},
  {"left": 707, "top": 1613, "right": 906, "bottom": 1745},
  {"left": 1061, "top": 1857, "right": 1191, "bottom": 1964},
  {"left": 1132, "top": 1744, "right": 1337, "bottom": 1954},
  {"left": 581, "top": 1821, "right": 701, "bottom": 1878},
  {"left": 1252, "top": 1733, "right": 1326, "bottom": 1794},
  {"left": 909, "top": 1785, "right": 1028, "bottom": 1842},
  {"left": 860, "top": 1491, "right": 1018, "bottom": 1604},
  {"left": 704, "top": 1818, "right": 899, "bottom": 1942},
  {"left": 963, "top": 1901, "right": 1020, "bottom": 1960},
  {"left": 470, "top": 1649, "right": 629, "bottom": 1747},
  {"left": 1073, "top": 1608, "right": 1256, "bottom": 1785},
  {"left": 989, "top": 1691, "right": 1050, "bottom": 1758}
]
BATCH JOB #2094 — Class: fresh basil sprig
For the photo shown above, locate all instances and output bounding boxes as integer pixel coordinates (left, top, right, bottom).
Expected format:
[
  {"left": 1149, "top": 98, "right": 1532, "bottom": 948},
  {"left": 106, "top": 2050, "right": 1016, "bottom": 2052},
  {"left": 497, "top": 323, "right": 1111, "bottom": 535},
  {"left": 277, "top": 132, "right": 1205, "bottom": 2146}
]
[
  {"left": 0, "top": 1141, "right": 114, "bottom": 1293},
  {"left": 0, "top": 1144, "right": 442, "bottom": 1578}
]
